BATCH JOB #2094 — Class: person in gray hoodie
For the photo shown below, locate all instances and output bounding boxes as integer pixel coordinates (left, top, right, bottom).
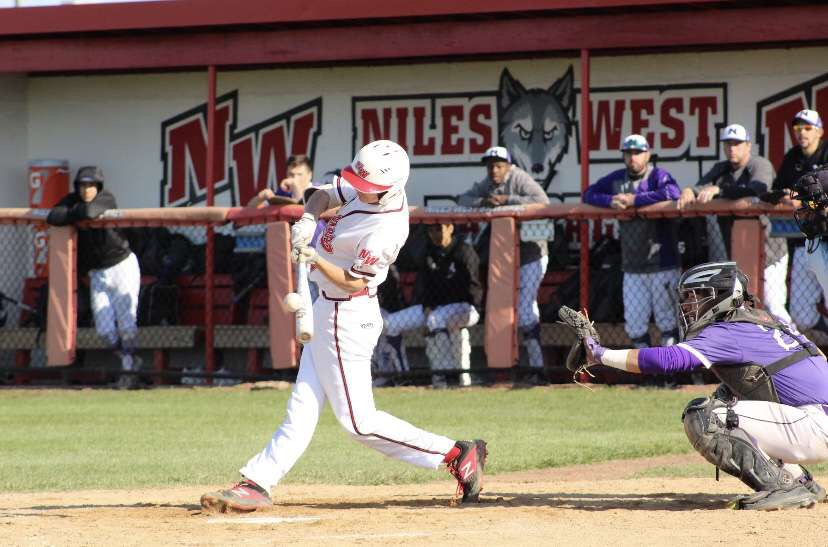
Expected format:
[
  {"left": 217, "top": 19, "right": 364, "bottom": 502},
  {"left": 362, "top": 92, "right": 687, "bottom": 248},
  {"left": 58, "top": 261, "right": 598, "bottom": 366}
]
[{"left": 459, "top": 146, "right": 550, "bottom": 375}]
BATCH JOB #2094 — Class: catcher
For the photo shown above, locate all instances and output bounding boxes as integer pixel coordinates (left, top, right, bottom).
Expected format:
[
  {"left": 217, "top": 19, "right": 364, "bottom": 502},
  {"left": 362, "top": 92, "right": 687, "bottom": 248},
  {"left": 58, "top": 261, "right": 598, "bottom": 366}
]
[{"left": 559, "top": 261, "right": 828, "bottom": 511}]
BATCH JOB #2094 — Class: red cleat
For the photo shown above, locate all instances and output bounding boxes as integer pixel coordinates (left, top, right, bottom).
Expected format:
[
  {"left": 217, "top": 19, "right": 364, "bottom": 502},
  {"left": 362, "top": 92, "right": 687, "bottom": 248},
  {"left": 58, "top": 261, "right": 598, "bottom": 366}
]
[
  {"left": 446, "top": 439, "right": 488, "bottom": 503},
  {"left": 200, "top": 479, "right": 272, "bottom": 513}
]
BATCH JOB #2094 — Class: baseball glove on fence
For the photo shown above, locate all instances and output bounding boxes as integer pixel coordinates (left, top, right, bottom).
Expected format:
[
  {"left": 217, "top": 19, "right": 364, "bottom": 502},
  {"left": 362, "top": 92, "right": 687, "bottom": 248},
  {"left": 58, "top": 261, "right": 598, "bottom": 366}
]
[{"left": 558, "top": 306, "right": 601, "bottom": 377}]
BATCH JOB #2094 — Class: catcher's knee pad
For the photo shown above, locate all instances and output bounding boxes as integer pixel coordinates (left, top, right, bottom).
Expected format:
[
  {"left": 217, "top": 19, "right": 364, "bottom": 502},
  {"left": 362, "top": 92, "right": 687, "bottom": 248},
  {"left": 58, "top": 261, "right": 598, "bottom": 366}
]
[{"left": 682, "top": 397, "right": 796, "bottom": 492}]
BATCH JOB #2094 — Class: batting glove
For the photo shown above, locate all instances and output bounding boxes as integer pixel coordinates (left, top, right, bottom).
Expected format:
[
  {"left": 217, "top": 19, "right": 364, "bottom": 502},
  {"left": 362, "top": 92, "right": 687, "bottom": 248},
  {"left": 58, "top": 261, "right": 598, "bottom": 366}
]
[
  {"left": 290, "top": 213, "right": 317, "bottom": 248},
  {"left": 291, "top": 246, "right": 318, "bottom": 264}
]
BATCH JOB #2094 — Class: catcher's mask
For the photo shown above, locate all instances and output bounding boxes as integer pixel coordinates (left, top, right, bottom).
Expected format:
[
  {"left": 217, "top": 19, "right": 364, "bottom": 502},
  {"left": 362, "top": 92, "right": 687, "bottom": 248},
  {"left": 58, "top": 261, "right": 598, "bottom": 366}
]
[
  {"left": 677, "top": 261, "right": 748, "bottom": 340},
  {"left": 792, "top": 167, "right": 828, "bottom": 252}
]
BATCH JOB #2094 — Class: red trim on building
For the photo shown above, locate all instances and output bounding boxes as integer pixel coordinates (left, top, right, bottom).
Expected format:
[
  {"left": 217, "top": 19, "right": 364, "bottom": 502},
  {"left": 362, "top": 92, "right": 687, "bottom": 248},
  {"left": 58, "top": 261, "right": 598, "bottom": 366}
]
[
  {"left": 0, "top": 4, "right": 825, "bottom": 73},
  {"left": 0, "top": 1, "right": 725, "bottom": 37}
]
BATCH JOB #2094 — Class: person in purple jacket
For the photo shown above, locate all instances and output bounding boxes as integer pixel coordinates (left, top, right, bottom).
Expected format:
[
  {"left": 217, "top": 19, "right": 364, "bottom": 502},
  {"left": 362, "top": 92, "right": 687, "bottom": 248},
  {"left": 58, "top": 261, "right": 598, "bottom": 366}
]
[
  {"left": 583, "top": 134, "right": 681, "bottom": 349},
  {"left": 583, "top": 261, "right": 828, "bottom": 510}
]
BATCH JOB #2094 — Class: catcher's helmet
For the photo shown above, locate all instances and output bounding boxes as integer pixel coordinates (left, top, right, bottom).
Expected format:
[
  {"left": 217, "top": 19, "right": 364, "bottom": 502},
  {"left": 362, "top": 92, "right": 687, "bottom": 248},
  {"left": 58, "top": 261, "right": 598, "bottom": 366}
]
[
  {"left": 677, "top": 261, "right": 748, "bottom": 339},
  {"left": 792, "top": 167, "right": 828, "bottom": 244},
  {"left": 341, "top": 140, "right": 409, "bottom": 194}
]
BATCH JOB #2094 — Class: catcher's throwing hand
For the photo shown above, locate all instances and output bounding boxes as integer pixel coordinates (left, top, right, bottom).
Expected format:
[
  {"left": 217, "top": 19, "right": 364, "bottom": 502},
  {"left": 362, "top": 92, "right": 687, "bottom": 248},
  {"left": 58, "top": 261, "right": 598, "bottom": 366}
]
[
  {"left": 291, "top": 213, "right": 317, "bottom": 248},
  {"left": 558, "top": 306, "right": 603, "bottom": 375},
  {"left": 291, "top": 246, "right": 318, "bottom": 264}
]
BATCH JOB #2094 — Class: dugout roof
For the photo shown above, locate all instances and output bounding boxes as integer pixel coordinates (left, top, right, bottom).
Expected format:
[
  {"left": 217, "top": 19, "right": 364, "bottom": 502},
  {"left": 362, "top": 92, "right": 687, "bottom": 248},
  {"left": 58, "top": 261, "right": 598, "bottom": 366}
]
[{"left": 0, "top": 0, "right": 825, "bottom": 73}]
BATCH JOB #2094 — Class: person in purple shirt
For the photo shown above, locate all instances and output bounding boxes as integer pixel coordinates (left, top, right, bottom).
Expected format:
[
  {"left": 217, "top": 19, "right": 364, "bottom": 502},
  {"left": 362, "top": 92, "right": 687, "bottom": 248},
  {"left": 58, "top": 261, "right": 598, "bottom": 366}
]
[
  {"left": 583, "top": 261, "right": 828, "bottom": 511},
  {"left": 583, "top": 134, "right": 682, "bottom": 349}
]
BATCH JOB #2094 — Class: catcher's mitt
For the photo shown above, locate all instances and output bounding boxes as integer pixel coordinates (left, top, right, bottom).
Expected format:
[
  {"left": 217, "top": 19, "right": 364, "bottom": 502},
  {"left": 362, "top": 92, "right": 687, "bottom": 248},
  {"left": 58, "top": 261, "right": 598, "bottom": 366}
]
[{"left": 557, "top": 306, "right": 601, "bottom": 378}]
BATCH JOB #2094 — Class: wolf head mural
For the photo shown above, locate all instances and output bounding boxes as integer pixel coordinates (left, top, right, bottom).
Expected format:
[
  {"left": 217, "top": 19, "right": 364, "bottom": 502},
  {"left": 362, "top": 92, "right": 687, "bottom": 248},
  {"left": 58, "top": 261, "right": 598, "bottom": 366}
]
[{"left": 498, "top": 66, "right": 574, "bottom": 190}]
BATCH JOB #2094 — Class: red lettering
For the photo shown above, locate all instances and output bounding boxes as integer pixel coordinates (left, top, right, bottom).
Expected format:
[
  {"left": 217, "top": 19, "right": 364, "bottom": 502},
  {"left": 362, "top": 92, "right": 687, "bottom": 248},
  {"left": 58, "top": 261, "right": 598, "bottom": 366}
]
[
  {"left": 231, "top": 136, "right": 256, "bottom": 206},
  {"left": 440, "top": 105, "right": 464, "bottom": 155},
  {"left": 164, "top": 102, "right": 231, "bottom": 205},
  {"left": 659, "top": 97, "right": 684, "bottom": 149},
  {"left": 588, "top": 99, "right": 624, "bottom": 151},
  {"left": 166, "top": 118, "right": 206, "bottom": 205},
  {"left": 395, "top": 107, "right": 409, "bottom": 151},
  {"left": 413, "top": 106, "right": 436, "bottom": 155},
  {"left": 690, "top": 96, "right": 717, "bottom": 148},
  {"left": 361, "top": 108, "right": 392, "bottom": 143},
  {"left": 763, "top": 97, "right": 806, "bottom": 169},
  {"left": 289, "top": 110, "right": 317, "bottom": 163},
  {"left": 816, "top": 87, "right": 828, "bottom": 125},
  {"left": 468, "top": 104, "right": 492, "bottom": 153},
  {"left": 630, "top": 98, "right": 655, "bottom": 146}
]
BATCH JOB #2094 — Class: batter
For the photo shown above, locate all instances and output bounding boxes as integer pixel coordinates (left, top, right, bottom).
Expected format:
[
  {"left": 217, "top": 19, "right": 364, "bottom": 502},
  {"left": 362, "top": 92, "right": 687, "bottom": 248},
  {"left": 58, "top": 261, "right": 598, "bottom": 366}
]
[{"left": 201, "top": 140, "right": 487, "bottom": 512}]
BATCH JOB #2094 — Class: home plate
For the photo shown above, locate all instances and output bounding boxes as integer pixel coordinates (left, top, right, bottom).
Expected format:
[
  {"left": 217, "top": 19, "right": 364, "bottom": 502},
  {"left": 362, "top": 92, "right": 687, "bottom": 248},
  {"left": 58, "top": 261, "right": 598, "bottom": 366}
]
[{"left": 206, "top": 516, "right": 320, "bottom": 525}]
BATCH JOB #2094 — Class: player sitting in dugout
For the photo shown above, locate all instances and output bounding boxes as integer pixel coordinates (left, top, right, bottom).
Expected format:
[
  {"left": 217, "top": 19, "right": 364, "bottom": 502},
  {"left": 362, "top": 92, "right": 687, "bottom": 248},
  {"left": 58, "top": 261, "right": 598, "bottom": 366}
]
[{"left": 575, "top": 259, "right": 828, "bottom": 511}]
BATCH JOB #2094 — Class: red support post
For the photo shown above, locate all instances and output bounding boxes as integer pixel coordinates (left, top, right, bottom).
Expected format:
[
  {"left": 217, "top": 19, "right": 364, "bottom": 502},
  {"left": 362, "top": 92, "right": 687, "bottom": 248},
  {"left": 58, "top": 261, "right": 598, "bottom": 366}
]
[
  {"left": 579, "top": 49, "right": 591, "bottom": 312},
  {"left": 205, "top": 65, "right": 217, "bottom": 382}
]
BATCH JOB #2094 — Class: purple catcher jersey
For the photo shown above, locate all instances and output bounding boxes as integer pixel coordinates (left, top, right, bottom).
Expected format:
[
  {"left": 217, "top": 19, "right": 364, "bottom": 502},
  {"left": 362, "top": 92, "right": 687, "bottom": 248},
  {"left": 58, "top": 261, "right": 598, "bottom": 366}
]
[{"left": 677, "top": 322, "right": 828, "bottom": 407}]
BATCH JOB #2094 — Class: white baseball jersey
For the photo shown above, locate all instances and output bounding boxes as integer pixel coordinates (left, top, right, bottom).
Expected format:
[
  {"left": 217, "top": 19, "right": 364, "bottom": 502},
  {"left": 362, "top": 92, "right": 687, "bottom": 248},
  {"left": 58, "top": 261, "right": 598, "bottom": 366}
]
[
  {"left": 309, "top": 177, "right": 409, "bottom": 296},
  {"left": 240, "top": 178, "right": 457, "bottom": 494}
]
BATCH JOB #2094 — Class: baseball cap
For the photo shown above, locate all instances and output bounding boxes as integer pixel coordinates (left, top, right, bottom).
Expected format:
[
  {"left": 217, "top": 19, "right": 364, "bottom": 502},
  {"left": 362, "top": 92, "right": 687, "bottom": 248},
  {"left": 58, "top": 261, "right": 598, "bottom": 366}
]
[
  {"left": 620, "top": 134, "right": 649, "bottom": 151},
  {"left": 75, "top": 166, "right": 104, "bottom": 183},
  {"left": 793, "top": 109, "right": 823, "bottom": 128},
  {"left": 481, "top": 146, "right": 511, "bottom": 163},
  {"left": 720, "top": 124, "right": 750, "bottom": 142}
]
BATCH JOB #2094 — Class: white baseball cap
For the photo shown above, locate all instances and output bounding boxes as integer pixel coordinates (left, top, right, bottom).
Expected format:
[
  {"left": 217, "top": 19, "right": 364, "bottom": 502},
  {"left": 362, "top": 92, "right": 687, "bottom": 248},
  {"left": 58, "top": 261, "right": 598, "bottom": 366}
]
[
  {"left": 720, "top": 124, "right": 750, "bottom": 142},
  {"left": 793, "top": 109, "right": 823, "bottom": 129},
  {"left": 620, "top": 134, "right": 649, "bottom": 151},
  {"left": 481, "top": 146, "right": 512, "bottom": 163}
]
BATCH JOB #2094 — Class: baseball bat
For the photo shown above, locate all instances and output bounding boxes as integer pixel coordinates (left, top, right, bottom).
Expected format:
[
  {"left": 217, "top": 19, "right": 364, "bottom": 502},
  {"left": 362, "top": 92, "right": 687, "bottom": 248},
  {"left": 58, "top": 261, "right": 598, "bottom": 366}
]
[{"left": 295, "top": 263, "right": 314, "bottom": 344}]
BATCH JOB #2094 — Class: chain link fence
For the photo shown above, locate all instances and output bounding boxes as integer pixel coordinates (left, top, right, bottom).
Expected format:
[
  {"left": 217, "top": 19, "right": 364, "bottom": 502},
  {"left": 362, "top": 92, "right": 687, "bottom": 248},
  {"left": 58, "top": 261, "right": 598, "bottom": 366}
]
[
  {"left": 0, "top": 223, "right": 43, "bottom": 378},
  {"left": 4, "top": 202, "right": 817, "bottom": 388}
]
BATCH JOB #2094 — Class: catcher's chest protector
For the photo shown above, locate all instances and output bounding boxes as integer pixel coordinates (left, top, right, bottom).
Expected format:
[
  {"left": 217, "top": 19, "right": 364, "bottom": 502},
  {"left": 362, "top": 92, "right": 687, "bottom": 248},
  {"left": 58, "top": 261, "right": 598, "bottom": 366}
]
[{"left": 704, "top": 308, "right": 819, "bottom": 403}]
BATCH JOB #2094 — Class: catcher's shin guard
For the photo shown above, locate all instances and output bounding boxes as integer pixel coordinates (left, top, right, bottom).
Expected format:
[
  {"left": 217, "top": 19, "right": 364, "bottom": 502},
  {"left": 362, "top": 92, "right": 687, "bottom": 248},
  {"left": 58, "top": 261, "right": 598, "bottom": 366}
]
[{"left": 682, "top": 397, "right": 798, "bottom": 492}]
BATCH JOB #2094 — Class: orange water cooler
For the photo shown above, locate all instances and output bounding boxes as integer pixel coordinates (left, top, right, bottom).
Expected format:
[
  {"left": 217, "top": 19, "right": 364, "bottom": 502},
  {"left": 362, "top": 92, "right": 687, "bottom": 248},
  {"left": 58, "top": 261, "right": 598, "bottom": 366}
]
[{"left": 29, "top": 160, "right": 70, "bottom": 277}]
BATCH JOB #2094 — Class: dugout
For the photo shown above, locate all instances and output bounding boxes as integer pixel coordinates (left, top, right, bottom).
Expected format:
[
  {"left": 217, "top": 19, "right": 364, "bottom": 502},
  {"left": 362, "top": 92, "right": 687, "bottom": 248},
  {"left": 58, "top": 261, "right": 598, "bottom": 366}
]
[{"left": 0, "top": 1, "right": 825, "bottom": 383}]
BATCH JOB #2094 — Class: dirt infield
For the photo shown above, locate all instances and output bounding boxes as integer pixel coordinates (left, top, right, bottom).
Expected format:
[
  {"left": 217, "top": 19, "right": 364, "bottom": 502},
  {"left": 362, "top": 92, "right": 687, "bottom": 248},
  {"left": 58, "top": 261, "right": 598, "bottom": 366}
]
[{"left": 4, "top": 454, "right": 825, "bottom": 546}]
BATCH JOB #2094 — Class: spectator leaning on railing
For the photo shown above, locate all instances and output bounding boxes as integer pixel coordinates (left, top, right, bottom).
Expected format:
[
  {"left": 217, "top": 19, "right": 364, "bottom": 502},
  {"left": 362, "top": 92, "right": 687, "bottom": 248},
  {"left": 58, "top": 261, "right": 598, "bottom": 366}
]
[
  {"left": 247, "top": 154, "right": 314, "bottom": 206},
  {"left": 458, "top": 146, "right": 550, "bottom": 375},
  {"left": 583, "top": 134, "right": 681, "bottom": 348},
  {"left": 770, "top": 109, "right": 828, "bottom": 333},
  {"left": 46, "top": 166, "right": 142, "bottom": 390},
  {"left": 677, "top": 123, "right": 792, "bottom": 325}
]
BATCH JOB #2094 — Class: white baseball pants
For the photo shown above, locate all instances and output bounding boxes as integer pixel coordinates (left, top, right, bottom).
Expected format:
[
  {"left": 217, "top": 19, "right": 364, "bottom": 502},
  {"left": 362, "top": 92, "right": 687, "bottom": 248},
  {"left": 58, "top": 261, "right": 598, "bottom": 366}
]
[
  {"left": 712, "top": 401, "right": 828, "bottom": 475},
  {"left": 89, "top": 252, "right": 140, "bottom": 352},
  {"left": 240, "top": 294, "right": 456, "bottom": 494},
  {"left": 763, "top": 253, "right": 793, "bottom": 325},
  {"left": 385, "top": 303, "right": 480, "bottom": 336},
  {"left": 622, "top": 269, "right": 680, "bottom": 341},
  {"left": 790, "top": 245, "right": 828, "bottom": 329},
  {"left": 518, "top": 255, "right": 548, "bottom": 328}
]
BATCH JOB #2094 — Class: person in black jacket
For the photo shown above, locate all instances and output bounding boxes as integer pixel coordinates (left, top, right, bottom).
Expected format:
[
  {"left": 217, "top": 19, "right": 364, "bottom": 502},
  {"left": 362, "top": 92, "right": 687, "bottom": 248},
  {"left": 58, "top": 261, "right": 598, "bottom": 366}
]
[
  {"left": 47, "top": 166, "right": 142, "bottom": 389},
  {"left": 770, "top": 110, "right": 828, "bottom": 333},
  {"left": 381, "top": 222, "right": 482, "bottom": 387}
]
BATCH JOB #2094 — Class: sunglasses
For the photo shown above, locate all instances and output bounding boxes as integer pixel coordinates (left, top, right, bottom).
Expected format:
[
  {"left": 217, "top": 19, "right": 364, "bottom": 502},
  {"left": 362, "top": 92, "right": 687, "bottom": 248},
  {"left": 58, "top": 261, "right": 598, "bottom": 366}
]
[{"left": 793, "top": 124, "right": 816, "bottom": 132}]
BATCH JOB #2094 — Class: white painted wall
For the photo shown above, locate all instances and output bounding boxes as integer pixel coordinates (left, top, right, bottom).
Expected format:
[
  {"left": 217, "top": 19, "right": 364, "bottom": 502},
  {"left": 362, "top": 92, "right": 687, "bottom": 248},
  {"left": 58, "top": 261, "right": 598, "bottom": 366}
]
[
  {"left": 21, "top": 46, "right": 828, "bottom": 208},
  {"left": 0, "top": 74, "right": 28, "bottom": 206}
]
